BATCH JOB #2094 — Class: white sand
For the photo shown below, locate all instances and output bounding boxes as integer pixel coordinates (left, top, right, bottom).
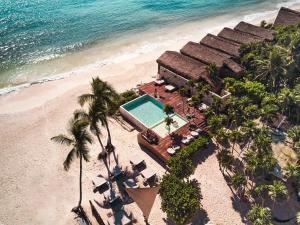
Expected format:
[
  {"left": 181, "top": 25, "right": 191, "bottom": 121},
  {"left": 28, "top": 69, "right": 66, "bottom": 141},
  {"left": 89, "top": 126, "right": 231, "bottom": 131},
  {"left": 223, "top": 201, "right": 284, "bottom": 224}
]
[{"left": 1, "top": 5, "right": 300, "bottom": 225}]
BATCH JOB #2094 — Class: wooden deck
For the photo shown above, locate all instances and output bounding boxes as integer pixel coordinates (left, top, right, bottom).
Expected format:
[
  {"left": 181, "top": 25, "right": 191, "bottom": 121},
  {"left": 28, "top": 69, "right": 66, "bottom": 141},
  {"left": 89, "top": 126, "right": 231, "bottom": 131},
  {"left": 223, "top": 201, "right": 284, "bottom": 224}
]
[{"left": 137, "top": 81, "right": 208, "bottom": 162}]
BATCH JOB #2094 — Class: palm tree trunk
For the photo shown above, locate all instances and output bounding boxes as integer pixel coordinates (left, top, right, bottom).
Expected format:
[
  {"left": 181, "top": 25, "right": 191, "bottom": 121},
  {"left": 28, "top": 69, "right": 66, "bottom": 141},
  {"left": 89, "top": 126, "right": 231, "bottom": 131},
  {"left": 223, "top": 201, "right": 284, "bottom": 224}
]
[
  {"left": 104, "top": 119, "right": 114, "bottom": 151},
  {"left": 95, "top": 129, "right": 105, "bottom": 152},
  {"left": 79, "top": 154, "right": 83, "bottom": 208}
]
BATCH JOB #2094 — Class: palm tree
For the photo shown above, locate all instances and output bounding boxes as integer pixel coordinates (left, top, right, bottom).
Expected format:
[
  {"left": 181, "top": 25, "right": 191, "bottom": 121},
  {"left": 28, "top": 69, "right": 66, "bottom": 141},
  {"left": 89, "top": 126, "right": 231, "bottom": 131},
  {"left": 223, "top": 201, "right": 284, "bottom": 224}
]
[
  {"left": 164, "top": 104, "right": 174, "bottom": 135},
  {"left": 231, "top": 172, "right": 247, "bottom": 194},
  {"left": 247, "top": 204, "right": 272, "bottom": 225},
  {"left": 288, "top": 126, "right": 300, "bottom": 147},
  {"left": 254, "top": 47, "right": 288, "bottom": 92},
  {"left": 243, "top": 150, "right": 259, "bottom": 186},
  {"left": 206, "top": 63, "right": 218, "bottom": 78},
  {"left": 179, "top": 87, "right": 188, "bottom": 116},
  {"left": 284, "top": 163, "right": 300, "bottom": 184},
  {"left": 74, "top": 102, "right": 105, "bottom": 152},
  {"left": 78, "top": 77, "right": 119, "bottom": 151},
  {"left": 278, "top": 88, "right": 293, "bottom": 117},
  {"left": 229, "top": 130, "right": 242, "bottom": 153},
  {"left": 267, "top": 180, "right": 288, "bottom": 208},
  {"left": 51, "top": 118, "right": 92, "bottom": 215},
  {"left": 216, "top": 149, "right": 234, "bottom": 174}
]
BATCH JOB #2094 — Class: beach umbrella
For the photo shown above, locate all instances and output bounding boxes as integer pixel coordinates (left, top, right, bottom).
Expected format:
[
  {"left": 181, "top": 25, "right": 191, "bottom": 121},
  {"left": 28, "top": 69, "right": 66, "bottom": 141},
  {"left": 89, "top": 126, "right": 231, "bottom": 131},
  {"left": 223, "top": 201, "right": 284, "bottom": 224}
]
[{"left": 125, "top": 186, "right": 160, "bottom": 220}]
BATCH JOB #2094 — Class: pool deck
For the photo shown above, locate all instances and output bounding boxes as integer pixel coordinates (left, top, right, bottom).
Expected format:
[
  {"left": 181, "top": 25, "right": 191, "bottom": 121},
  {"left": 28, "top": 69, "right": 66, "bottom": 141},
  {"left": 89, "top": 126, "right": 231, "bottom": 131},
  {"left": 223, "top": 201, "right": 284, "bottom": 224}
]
[{"left": 137, "top": 81, "right": 208, "bottom": 162}]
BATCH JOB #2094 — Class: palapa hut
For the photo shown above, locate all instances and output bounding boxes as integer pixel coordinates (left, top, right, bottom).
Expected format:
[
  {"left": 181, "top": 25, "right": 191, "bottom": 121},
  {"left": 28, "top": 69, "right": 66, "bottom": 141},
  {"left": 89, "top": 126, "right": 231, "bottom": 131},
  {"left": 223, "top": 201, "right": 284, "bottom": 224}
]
[
  {"left": 274, "top": 7, "right": 300, "bottom": 27},
  {"left": 234, "top": 21, "right": 274, "bottom": 41},
  {"left": 180, "top": 41, "right": 243, "bottom": 77},
  {"left": 218, "top": 27, "right": 263, "bottom": 45},
  {"left": 200, "top": 33, "right": 241, "bottom": 58},
  {"left": 156, "top": 51, "right": 222, "bottom": 93}
]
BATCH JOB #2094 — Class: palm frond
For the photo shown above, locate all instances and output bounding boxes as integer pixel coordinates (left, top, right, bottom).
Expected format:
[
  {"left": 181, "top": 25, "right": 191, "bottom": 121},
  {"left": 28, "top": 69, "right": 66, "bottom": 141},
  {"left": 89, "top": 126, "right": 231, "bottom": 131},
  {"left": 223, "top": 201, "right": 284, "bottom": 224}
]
[
  {"left": 51, "top": 134, "right": 73, "bottom": 146},
  {"left": 78, "top": 94, "right": 94, "bottom": 106},
  {"left": 73, "top": 109, "right": 88, "bottom": 120},
  {"left": 63, "top": 148, "right": 76, "bottom": 171}
]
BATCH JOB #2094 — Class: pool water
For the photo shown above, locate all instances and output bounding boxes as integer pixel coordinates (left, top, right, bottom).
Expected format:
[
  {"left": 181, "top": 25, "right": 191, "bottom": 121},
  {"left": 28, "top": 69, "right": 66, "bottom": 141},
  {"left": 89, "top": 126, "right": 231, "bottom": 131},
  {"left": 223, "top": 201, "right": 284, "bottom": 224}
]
[
  {"left": 152, "top": 114, "right": 188, "bottom": 138},
  {"left": 121, "top": 95, "right": 187, "bottom": 137},
  {"left": 123, "top": 95, "right": 165, "bottom": 127}
]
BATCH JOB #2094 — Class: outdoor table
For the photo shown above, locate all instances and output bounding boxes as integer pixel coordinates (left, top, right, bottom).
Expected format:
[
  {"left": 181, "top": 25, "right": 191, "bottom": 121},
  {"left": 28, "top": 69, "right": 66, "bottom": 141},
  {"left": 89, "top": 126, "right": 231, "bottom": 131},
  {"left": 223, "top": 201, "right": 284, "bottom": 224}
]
[
  {"left": 165, "top": 85, "right": 175, "bottom": 92},
  {"left": 107, "top": 213, "right": 131, "bottom": 225},
  {"left": 154, "top": 79, "right": 165, "bottom": 86},
  {"left": 167, "top": 148, "right": 175, "bottom": 155},
  {"left": 130, "top": 155, "right": 144, "bottom": 167},
  {"left": 141, "top": 168, "right": 156, "bottom": 181},
  {"left": 93, "top": 177, "right": 108, "bottom": 188}
]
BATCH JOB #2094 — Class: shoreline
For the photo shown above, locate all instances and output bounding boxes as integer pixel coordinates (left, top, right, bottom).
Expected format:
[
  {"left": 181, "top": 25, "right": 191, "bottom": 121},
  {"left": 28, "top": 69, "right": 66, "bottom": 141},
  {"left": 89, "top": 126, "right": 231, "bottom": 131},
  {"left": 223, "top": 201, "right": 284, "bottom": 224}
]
[
  {"left": 1, "top": 4, "right": 300, "bottom": 225},
  {"left": 1, "top": 1, "right": 300, "bottom": 99}
]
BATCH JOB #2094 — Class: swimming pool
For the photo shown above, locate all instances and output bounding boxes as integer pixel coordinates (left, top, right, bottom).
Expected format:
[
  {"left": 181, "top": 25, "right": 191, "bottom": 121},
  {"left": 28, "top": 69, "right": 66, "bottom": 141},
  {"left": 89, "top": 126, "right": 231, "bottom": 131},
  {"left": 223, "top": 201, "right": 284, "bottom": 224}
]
[{"left": 120, "top": 94, "right": 187, "bottom": 137}]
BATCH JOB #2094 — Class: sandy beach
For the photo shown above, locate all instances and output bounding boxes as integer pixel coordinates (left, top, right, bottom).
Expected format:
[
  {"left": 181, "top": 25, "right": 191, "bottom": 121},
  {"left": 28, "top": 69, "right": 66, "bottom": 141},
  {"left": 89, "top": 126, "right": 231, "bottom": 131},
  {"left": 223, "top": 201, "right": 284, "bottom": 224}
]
[{"left": 1, "top": 5, "right": 300, "bottom": 225}]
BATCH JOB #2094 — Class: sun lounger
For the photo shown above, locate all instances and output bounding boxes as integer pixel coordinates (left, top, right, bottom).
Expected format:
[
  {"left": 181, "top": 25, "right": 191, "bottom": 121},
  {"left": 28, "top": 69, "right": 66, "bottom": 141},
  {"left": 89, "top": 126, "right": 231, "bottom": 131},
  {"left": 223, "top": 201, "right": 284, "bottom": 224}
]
[
  {"left": 199, "top": 103, "right": 209, "bottom": 111},
  {"left": 103, "top": 189, "right": 121, "bottom": 204},
  {"left": 141, "top": 168, "right": 156, "bottom": 181},
  {"left": 195, "top": 128, "right": 202, "bottom": 133},
  {"left": 165, "top": 85, "right": 176, "bottom": 92},
  {"left": 190, "top": 131, "right": 199, "bottom": 137},
  {"left": 181, "top": 138, "right": 190, "bottom": 145},
  {"left": 154, "top": 79, "right": 165, "bottom": 86},
  {"left": 110, "top": 165, "right": 123, "bottom": 179},
  {"left": 93, "top": 177, "right": 108, "bottom": 189},
  {"left": 186, "top": 135, "right": 195, "bottom": 141},
  {"left": 107, "top": 212, "right": 132, "bottom": 225},
  {"left": 130, "top": 155, "right": 145, "bottom": 167},
  {"left": 167, "top": 148, "right": 176, "bottom": 155}
]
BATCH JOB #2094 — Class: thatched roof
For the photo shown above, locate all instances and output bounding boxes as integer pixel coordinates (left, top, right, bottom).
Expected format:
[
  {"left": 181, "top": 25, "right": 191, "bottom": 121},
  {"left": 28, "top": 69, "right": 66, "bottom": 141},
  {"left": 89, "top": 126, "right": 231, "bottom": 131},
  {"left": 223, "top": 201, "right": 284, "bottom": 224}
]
[
  {"left": 200, "top": 34, "right": 241, "bottom": 58},
  {"left": 223, "top": 59, "right": 243, "bottom": 75},
  {"left": 180, "top": 41, "right": 243, "bottom": 75},
  {"left": 157, "top": 51, "right": 221, "bottom": 92},
  {"left": 218, "top": 27, "right": 263, "bottom": 45},
  {"left": 274, "top": 7, "right": 300, "bottom": 27},
  {"left": 234, "top": 21, "right": 274, "bottom": 41},
  {"left": 180, "top": 42, "right": 229, "bottom": 68}
]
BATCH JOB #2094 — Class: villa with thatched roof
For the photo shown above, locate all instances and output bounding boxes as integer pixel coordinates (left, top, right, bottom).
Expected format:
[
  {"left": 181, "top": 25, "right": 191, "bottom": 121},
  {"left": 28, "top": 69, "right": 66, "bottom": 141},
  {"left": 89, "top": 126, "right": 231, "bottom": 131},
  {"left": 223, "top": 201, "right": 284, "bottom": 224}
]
[
  {"left": 218, "top": 27, "right": 263, "bottom": 45},
  {"left": 200, "top": 34, "right": 241, "bottom": 58},
  {"left": 234, "top": 21, "right": 274, "bottom": 41},
  {"left": 274, "top": 7, "right": 300, "bottom": 27},
  {"left": 156, "top": 51, "right": 221, "bottom": 93},
  {"left": 180, "top": 41, "right": 243, "bottom": 77}
]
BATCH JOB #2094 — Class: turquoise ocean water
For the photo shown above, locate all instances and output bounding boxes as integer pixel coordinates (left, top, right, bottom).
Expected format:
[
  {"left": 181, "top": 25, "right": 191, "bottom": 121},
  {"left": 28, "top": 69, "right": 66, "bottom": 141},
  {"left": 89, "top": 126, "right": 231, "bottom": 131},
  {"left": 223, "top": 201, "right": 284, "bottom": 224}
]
[{"left": 0, "top": 0, "right": 300, "bottom": 92}]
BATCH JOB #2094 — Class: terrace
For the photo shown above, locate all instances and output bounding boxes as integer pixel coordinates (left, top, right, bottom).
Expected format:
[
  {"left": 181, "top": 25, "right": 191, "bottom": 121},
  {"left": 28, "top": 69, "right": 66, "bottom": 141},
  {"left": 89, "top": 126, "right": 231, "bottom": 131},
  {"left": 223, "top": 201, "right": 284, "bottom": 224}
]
[{"left": 136, "top": 81, "right": 208, "bottom": 162}]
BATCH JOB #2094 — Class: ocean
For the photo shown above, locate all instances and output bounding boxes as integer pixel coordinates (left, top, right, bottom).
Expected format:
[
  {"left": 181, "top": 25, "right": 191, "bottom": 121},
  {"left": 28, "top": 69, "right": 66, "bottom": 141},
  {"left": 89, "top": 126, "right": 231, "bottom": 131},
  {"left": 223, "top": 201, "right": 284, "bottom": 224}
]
[{"left": 1, "top": 0, "right": 300, "bottom": 94}]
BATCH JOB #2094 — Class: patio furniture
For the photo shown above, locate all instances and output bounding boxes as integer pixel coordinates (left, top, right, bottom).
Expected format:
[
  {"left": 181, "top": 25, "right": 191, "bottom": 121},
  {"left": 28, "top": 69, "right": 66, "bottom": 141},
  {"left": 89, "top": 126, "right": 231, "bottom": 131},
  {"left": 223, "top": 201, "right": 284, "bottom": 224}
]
[
  {"left": 141, "top": 168, "right": 156, "bottom": 181},
  {"left": 191, "top": 131, "right": 199, "bottom": 137},
  {"left": 93, "top": 177, "right": 108, "bottom": 189},
  {"left": 110, "top": 165, "right": 123, "bottom": 179},
  {"left": 195, "top": 128, "right": 202, "bottom": 133},
  {"left": 181, "top": 138, "right": 190, "bottom": 145},
  {"left": 130, "top": 155, "right": 145, "bottom": 167},
  {"left": 103, "top": 189, "right": 121, "bottom": 205},
  {"left": 123, "top": 178, "right": 138, "bottom": 188},
  {"left": 167, "top": 148, "right": 176, "bottom": 155},
  {"left": 154, "top": 79, "right": 165, "bottom": 86},
  {"left": 186, "top": 135, "right": 195, "bottom": 141},
  {"left": 107, "top": 212, "right": 132, "bottom": 225},
  {"left": 199, "top": 103, "right": 209, "bottom": 111},
  {"left": 165, "top": 85, "right": 176, "bottom": 92}
]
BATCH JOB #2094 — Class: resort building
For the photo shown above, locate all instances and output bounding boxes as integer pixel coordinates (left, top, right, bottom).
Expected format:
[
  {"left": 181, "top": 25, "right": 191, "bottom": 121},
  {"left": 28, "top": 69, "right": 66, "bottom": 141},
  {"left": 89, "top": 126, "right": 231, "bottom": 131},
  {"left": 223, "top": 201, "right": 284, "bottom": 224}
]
[
  {"left": 119, "top": 7, "right": 299, "bottom": 164},
  {"left": 274, "top": 7, "right": 300, "bottom": 27},
  {"left": 234, "top": 21, "right": 274, "bottom": 41},
  {"left": 200, "top": 33, "right": 241, "bottom": 58},
  {"left": 156, "top": 51, "right": 222, "bottom": 93},
  {"left": 217, "top": 27, "right": 263, "bottom": 45},
  {"left": 180, "top": 41, "right": 243, "bottom": 77}
]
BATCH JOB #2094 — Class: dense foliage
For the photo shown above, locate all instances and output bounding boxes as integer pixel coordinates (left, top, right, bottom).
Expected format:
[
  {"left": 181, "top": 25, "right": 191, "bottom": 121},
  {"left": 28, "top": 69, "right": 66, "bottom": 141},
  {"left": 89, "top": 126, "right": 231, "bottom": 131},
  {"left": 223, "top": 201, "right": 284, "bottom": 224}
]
[
  {"left": 160, "top": 174, "right": 201, "bottom": 225},
  {"left": 160, "top": 136, "right": 208, "bottom": 224}
]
